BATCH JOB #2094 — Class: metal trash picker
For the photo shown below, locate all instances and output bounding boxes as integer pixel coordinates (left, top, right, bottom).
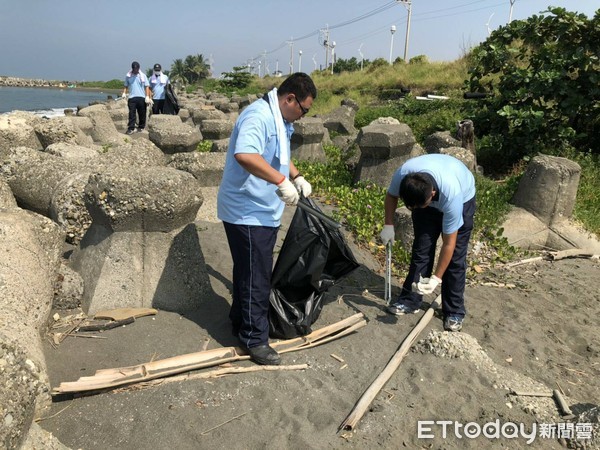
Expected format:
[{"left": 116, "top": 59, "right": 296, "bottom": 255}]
[{"left": 384, "top": 241, "right": 392, "bottom": 305}]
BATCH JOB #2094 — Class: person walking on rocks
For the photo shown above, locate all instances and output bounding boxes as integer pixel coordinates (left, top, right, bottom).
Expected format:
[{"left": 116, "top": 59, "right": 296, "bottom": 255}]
[
  {"left": 217, "top": 72, "right": 316, "bottom": 365},
  {"left": 380, "top": 154, "right": 476, "bottom": 332},
  {"left": 122, "top": 61, "right": 152, "bottom": 134},
  {"left": 149, "top": 63, "right": 168, "bottom": 114}
]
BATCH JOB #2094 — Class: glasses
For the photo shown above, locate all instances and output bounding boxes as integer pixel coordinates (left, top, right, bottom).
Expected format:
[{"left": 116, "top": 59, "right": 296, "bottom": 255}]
[{"left": 294, "top": 95, "right": 309, "bottom": 116}]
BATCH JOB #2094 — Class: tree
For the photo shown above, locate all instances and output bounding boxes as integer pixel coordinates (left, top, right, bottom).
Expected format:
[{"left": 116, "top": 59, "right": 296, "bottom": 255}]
[
  {"left": 169, "top": 58, "right": 187, "bottom": 84},
  {"left": 333, "top": 57, "right": 361, "bottom": 73},
  {"left": 220, "top": 66, "right": 253, "bottom": 91},
  {"left": 169, "top": 54, "right": 211, "bottom": 85},
  {"left": 467, "top": 7, "right": 600, "bottom": 171}
]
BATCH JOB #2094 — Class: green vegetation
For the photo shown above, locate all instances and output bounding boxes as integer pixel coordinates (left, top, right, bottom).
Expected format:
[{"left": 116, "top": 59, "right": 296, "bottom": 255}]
[
  {"left": 169, "top": 54, "right": 211, "bottom": 85},
  {"left": 79, "top": 79, "right": 122, "bottom": 90},
  {"left": 196, "top": 140, "right": 213, "bottom": 153},
  {"left": 466, "top": 7, "right": 600, "bottom": 172}
]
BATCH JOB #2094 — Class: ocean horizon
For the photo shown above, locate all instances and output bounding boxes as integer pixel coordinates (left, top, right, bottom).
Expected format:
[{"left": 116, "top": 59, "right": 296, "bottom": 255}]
[{"left": 0, "top": 86, "right": 120, "bottom": 117}]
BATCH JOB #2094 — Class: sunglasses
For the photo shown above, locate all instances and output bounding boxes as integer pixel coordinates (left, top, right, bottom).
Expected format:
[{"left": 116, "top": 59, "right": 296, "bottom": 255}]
[{"left": 294, "top": 95, "right": 309, "bottom": 116}]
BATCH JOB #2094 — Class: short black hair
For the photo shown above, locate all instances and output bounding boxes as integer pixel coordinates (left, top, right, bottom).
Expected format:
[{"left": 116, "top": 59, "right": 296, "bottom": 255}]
[
  {"left": 399, "top": 173, "right": 433, "bottom": 209},
  {"left": 278, "top": 72, "right": 317, "bottom": 102}
]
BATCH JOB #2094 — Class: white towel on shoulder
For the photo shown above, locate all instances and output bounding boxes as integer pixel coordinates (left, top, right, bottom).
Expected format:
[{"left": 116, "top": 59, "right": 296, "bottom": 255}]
[
  {"left": 151, "top": 73, "right": 168, "bottom": 85},
  {"left": 267, "top": 88, "right": 289, "bottom": 165},
  {"left": 126, "top": 71, "right": 147, "bottom": 83}
]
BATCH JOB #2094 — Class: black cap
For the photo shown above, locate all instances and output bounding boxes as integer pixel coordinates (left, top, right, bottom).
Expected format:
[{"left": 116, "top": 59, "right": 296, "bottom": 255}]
[
  {"left": 131, "top": 61, "right": 140, "bottom": 70},
  {"left": 153, "top": 63, "right": 161, "bottom": 71}
]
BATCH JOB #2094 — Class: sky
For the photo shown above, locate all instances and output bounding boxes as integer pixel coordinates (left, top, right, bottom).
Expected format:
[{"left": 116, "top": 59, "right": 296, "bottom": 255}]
[{"left": 0, "top": 0, "right": 597, "bottom": 82}]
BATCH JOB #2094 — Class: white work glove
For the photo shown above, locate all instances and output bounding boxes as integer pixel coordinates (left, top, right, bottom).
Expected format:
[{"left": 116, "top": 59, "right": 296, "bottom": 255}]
[
  {"left": 145, "top": 95, "right": 154, "bottom": 106},
  {"left": 276, "top": 178, "right": 299, "bottom": 206},
  {"left": 292, "top": 176, "right": 312, "bottom": 198},
  {"left": 412, "top": 275, "right": 442, "bottom": 295},
  {"left": 380, "top": 224, "right": 395, "bottom": 245},
  {"left": 121, "top": 92, "right": 127, "bottom": 100}
]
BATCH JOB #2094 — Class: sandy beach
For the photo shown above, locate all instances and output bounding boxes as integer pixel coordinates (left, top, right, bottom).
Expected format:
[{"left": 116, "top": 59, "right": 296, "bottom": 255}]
[{"left": 38, "top": 195, "right": 600, "bottom": 449}]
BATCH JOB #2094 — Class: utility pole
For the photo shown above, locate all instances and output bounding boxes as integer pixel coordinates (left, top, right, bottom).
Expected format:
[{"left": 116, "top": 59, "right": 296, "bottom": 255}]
[
  {"left": 389, "top": 25, "right": 396, "bottom": 64},
  {"left": 508, "top": 0, "right": 516, "bottom": 22},
  {"left": 298, "top": 50, "right": 302, "bottom": 73},
  {"left": 287, "top": 39, "right": 294, "bottom": 75},
  {"left": 263, "top": 51, "right": 267, "bottom": 76},
  {"left": 397, "top": 0, "right": 412, "bottom": 62},
  {"left": 330, "top": 41, "right": 336, "bottom": 74},
  {"left": 358, "top": 44, "right": 364, "bottom": 71},
  {"left": 312, "top": 54, "right": 317, "bottom": 72},
  {"left": 321, "top": 26, "right": 330, "bottom": 71}
]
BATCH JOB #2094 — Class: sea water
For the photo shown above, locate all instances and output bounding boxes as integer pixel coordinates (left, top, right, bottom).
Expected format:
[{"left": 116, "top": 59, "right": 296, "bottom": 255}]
[{"left": 0, "top": 86, "right": 119, "bottom": 117}]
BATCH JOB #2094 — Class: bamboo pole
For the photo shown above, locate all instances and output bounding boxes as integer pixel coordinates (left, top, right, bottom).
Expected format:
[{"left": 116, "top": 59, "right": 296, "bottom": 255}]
[
  {"left": 339, "top": 295, "right": 441, "bottom": 432},
  {"left": 52, "top": 313, "right": 366, "bottom": 395}
]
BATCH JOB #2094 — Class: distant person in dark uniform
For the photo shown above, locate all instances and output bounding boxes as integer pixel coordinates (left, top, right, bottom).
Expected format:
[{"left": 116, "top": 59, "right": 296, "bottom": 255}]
[
  {"left": 122, "top": 61, "right": 152, "bottom": 134},
  {"left": 149, "top": 63, "right": 169, "bottom": 114}
]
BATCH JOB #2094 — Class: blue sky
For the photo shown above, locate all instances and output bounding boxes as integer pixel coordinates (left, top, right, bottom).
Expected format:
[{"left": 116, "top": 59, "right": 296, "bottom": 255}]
[{"left": 0, "top": 0, "right": 597, "bottom": 82}]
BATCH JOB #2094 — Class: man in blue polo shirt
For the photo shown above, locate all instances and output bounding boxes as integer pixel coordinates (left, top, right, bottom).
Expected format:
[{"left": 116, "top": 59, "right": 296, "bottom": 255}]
[
  {"left": 122, "top": 61, "right": 152, "bottom": 134},
  {"left": 217, "top": 73, "right": 316, "bottom": 365},
  {"left": 380, "top": 154, "right": 476, "bottom": 331}
]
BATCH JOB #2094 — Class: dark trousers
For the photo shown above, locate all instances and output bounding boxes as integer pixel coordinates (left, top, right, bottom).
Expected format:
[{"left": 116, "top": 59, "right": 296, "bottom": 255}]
[
  {"left": 127, "top": 97, "right": 147, "bottom": 131},
  {"left": 152, "top": 99, "right": 165, "bottom": 114},
  {"left": 398, "top": 196, "right": 476, "bottom": 318},
  {"left": 223, "top": 222, "right": 278, "bottom": 349}
]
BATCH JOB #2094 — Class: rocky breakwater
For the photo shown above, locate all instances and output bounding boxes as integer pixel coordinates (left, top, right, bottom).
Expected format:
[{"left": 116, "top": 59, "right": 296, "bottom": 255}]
[
  {"left": 0, "top": 76, "right": 72, "bottom": 88},
  {"left": 0, "top": 98, "right": 226, "bottom": 449}
]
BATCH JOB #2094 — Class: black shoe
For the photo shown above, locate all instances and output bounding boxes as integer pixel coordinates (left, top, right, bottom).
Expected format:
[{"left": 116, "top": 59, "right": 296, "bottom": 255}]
[
  {"left": 245, "top": 344, "right": 281, "bottom": 365},
  {"left": 125, "top": 129, "right": 134, "bottom": 135},
  {"left": 136, "top": 128, "right": 144, "bottom": 132}
]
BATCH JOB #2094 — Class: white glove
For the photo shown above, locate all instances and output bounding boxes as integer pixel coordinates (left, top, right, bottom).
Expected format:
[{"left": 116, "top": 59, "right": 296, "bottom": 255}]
[
  {"left": 145, "top": 95, "right": 154, "bottom": 106},
  {"left": 380, "top": 224, "right": 395, "bottom": 245},
  {"left": 412, "top": 275, "right": 442, "bottom": 295},
  {"left": 276, "top": 178, "right": 299, "bottom": 206},
  {"left": 292, "top": 176, "right": 312, "bottom": 198},
  {"left": 121, "top": 92, "right": 127, "bottom": 100}
]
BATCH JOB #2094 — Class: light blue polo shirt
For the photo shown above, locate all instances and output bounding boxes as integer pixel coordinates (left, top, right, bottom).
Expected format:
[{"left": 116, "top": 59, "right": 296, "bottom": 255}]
[
  {"left": 388, "top": 154, "right": 476, "bottom": 234},
  {"left": 217, "top": 98, "right": 294, "bottom": 227},
  {"left": 124, "top": 72, "right": 149, "bottom": 98},
  {"left": 150, "top": 74, "right": 168, "bottom": 100}
]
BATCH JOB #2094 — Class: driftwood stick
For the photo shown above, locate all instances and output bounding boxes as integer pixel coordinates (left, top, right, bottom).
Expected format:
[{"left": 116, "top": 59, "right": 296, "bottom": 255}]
[
  {"left": 77, "top": 317, "right": 135, "bottom": 332},
  {"left": 200, "top": 412, "right": 248, "bottom": 435},
  {"left": 339, "top": 295, "right": 442, "bottom": 432},
  {"left": 553, "top": 389, "right": 575, "bottom": 419},
  {"left": 510, "top": 389, "right": 553, "bottom": 397},
  {"left": 549, "top": 249, "right": 598, "bottom": 261},
  {"left": 505, "top": 256, "right": 544, "bottom": 268},
  {"left": 52, "top": 313, "right": 365, "bottom": 395}
]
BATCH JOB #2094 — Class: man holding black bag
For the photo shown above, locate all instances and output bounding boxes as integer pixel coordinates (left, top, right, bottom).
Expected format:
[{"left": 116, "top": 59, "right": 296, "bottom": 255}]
[{"left": 217, "top": 73, "right": 317, "bottom": 365}]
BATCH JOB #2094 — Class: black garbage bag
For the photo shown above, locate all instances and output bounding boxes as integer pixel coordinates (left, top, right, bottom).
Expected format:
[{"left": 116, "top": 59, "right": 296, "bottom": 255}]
[
  {"left": 163, "top": 84, "right": 180, "bottom": 115},
  {"left": 269, "top": 198, "right": 359, "bottom": 339}
]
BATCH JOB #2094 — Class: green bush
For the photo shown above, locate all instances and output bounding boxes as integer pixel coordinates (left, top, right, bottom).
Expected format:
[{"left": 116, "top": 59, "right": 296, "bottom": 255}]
[
  {"left": 467, "top": 7, "right": 600, "bottom": 172},
  {"left": 196, "top": 140, "right": 213, "bottom": 152}
]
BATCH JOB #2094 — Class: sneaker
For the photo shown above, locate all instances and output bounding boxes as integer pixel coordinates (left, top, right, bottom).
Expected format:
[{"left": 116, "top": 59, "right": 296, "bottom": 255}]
[
  {"left": 136, "top": 128, "right": 144, "bottom": 132},
  {"left": 387, "top": 302, "right": 420, "bottom": 316},
  {"left": 125, "top": 129, "right": 134, "bottom": 135},
  {"left": 244, "top": 344, "right": 281, "bottom": 366},
  {"left": 444, "top": 316, "right": 463, "bottom": 332}
]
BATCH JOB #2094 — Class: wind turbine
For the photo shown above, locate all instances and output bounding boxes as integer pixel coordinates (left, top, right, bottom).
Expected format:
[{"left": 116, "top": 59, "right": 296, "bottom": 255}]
[{"left": 486, "top": 13, "right": 495, "bottom": 35}]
